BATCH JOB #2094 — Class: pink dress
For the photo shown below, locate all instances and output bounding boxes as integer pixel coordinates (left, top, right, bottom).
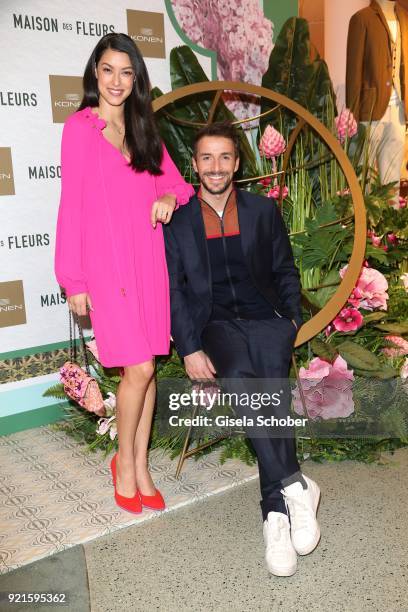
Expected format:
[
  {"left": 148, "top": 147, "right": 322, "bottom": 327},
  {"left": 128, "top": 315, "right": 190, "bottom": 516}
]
[{"left": 55, "top": 107, "right": 194, "bottom": 367}]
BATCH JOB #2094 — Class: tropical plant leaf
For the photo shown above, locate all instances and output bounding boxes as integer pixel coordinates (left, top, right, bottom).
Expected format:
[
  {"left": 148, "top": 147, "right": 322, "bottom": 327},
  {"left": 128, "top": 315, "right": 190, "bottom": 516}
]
[
  {"left": 337, "top": 340, "right": 382, "bottom": 371},
  {"left": 310, "top": 338, "right": 338, "bottom": 361},
  {"left": 42, "top": 383, "right": 67, "bottom": 399},
  {"left": 373, "top": 322, "right": 408, "bottom": 335}
]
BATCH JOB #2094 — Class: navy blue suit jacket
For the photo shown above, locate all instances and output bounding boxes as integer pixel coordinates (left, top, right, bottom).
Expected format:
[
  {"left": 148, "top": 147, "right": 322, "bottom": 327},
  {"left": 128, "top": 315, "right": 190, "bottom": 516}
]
[{"left": 163, "top": 188, "right": 303, "bottom": 358}]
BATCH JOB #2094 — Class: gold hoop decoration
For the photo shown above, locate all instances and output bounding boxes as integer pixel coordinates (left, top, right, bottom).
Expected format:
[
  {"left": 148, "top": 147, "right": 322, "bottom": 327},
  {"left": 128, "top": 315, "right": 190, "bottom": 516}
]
[{"left": 153, "top": 81, "right": 366, "bottom": 347}]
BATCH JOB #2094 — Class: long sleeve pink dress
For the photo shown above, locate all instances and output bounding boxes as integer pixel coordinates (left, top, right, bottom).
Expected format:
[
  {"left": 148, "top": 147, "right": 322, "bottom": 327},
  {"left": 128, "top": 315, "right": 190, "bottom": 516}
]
[{"left": 54, "top": 107, "right": 194, "bottom": 367}]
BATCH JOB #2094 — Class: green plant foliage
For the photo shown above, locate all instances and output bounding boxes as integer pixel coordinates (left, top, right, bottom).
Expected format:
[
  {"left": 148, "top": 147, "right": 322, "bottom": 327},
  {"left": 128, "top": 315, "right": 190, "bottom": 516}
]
[
  {"left": 153, "top": 46, "right": 257, "bottom": 180},
  {"left": 336, "top": 340, "right": 382, "bottom": 371}
]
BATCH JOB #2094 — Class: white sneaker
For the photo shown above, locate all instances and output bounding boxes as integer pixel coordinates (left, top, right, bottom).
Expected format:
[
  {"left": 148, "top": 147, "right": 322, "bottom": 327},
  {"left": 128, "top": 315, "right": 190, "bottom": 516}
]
[
  {"left": 263, "top": 511, "right": 297, "bottom": 576},
  {"left": 281, "top": 475, "right": 321, "bottom": 555}
]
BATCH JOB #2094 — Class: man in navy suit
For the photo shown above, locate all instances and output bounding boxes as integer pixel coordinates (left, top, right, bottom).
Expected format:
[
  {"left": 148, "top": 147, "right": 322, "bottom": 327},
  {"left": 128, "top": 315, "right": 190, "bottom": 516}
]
[{"left": 164, "top": 122, "right": 321, "bottom": 577}]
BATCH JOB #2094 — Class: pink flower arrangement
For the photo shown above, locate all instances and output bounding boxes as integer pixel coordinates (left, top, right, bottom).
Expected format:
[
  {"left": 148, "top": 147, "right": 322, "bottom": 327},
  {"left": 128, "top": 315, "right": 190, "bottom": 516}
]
[
  {"left": 267, "top": 184, "right": 289, "bottom": 199},
  {"left": 340, "top": 264, "right": 389, "bottom": 311},
  {"left": 171, "top": 0, "right": 273, "bottom": 122},
  {"left": 382, "top": 335, "right": 408, "bottom": 358},
  {"left": 333, "top": 306, "right": 363, "bottom": 332},
  {"left": 335, "top": 108, "right": 357, "bottom": 143},
  {"left": 292, "top": 355, "right": 354, "bottom": 420},
  {"left": 259, "top": 125, "right": 286, "bottom": 158}
]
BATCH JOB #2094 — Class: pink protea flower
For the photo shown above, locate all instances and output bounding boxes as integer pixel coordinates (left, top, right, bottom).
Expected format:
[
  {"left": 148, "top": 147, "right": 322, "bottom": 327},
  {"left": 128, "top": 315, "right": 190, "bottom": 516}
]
[
  {"left": 335, "top": 108, "right": 358, "bottom": 143},
  {"left": 333, "top": 307, "right": 363, "bottom": 332},
  {"left": 266, "top": 184, "right": 289, "bottom": 199},
  {"left": 340, "top": 265, "right": 389, "bottom": 311},
  {"left": 400, "top": 273, "right": 408, "bottom": 292},
  {"left": 259, "top": 125, "right": 286, "bottom": 158},
  {"left": 381, "top": 335, "right": 408, "bottom": 357},
  {"left": 292, "top": 355, "right": 354, "bottom": 420}
]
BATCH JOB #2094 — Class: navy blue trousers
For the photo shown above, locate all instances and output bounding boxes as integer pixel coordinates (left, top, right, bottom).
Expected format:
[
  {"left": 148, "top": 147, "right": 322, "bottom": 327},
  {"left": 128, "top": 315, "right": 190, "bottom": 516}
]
[{"left": 201, "top": 317, "right": 301, "bottom": 519}]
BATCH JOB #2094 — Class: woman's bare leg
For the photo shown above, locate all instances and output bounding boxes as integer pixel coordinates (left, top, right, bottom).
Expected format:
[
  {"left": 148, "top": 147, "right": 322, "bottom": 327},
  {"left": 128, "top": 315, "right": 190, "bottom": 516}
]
[
  {"left": 115, "top": 360, "right": 154, "bottom": 497},
  {"left": 133, "top": 375, "right": 157, "bottom": 495}
]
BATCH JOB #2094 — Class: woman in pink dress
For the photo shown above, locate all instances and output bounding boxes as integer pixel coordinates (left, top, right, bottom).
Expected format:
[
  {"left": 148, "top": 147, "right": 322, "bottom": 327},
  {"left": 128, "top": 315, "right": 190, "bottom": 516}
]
[{"left": 54, "top": 33, "right": 194, "bottom": 513}]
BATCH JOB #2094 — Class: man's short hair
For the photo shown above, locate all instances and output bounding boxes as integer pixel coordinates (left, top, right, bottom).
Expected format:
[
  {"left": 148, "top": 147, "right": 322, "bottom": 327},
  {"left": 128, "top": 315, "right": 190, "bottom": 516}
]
[{"left": 193, "top": 121, "right": 240, "bottom": 159}]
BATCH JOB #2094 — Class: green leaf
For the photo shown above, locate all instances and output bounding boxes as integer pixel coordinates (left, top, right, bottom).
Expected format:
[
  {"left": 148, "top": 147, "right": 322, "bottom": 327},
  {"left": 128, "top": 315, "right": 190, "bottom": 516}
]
[
  {"left": 337, "top": 340, "right": 382, "bottom": 371},
  {"left": 155, "top": 46, "right": 257, "bottom": 180},
  {"left": 373, "top": 322, "right": 408, "bottom": 335},
  {"left": 42, "top": 383, "right": 67, "bottom": 399},
  {"left": 310, "top": 338, "right": 338, "bottom": 361},
  {"left": 362, "top": 312, "right": 387, "bottom": 324}
]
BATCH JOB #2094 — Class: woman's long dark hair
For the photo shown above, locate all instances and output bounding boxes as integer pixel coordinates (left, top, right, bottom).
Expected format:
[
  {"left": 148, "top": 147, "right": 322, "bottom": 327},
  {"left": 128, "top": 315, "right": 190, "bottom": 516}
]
[{"left": 79, "top": 33, "right": 163, "bottom": 175}]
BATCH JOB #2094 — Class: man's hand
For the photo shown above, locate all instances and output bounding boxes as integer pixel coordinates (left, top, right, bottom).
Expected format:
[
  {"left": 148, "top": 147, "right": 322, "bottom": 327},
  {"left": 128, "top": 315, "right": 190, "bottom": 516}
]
[
  {"left": 68, "top": 293, "right": 93, "bottom": 317},
  {"left": 184, "top": 350, "right": 216, "bottom": 380},
  {"left": 151, "top": 193, "right": 177, "bottom": 228}
]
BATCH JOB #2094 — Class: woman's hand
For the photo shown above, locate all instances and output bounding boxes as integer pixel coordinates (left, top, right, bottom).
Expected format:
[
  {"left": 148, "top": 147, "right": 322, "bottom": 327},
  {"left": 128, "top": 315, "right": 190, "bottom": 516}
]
[
  {"left": 151, "top": 193, "right": 177, "bottom": 228},
  {"left": 68, "top": 292, "right": 93, "bottom": 317}
]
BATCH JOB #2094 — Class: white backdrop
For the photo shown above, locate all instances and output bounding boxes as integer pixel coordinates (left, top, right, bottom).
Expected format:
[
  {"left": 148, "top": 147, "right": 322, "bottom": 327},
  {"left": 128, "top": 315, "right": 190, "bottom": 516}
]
[{"left": 0, "top": 0, "right": 211, "bottom": 356}]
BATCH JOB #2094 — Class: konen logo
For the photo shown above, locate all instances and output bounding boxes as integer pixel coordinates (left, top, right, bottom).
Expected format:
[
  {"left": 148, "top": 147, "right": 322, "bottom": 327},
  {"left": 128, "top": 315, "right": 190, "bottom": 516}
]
[
  {"left": 126, "top": 10, "right": 165, "bottom": 59},
  {"left": 49, "top": 76, "right": 83, "bottom": 123},
  {"left": 0, "top": 281, "right": 26, "bottom": 328},
  {"left": 0, "top": 148, "right": 15, "bottom": 196}
]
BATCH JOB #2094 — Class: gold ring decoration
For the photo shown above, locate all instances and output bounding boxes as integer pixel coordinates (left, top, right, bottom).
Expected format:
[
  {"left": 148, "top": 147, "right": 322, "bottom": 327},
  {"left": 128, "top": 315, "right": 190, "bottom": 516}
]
[{"left": 153, "top": 81, "right": 366, "bottom": 347}]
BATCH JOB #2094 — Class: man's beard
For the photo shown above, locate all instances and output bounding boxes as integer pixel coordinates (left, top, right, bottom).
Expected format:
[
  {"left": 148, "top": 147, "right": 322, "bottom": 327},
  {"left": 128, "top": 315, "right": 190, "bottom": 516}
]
[{"left": 200, "top": 173, "right": 233, "bottom": 195}]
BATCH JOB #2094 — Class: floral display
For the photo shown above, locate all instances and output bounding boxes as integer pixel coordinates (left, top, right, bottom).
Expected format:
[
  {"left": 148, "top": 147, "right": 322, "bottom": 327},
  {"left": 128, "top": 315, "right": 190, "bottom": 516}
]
[
  {"left": 340, "top": 265, "right": 389, "bottom": 311},
  {"left": 259, "top": 125, "right": 286, "bottom": 158},
  {"left": 171, "top": 0, "right": 273, "bottom": 122},
  {"left": 292, "top": 356, "right": 354, "bottom": 420},
  {"left": 334, "top": 108, "right": 358, "bottom": 143}
]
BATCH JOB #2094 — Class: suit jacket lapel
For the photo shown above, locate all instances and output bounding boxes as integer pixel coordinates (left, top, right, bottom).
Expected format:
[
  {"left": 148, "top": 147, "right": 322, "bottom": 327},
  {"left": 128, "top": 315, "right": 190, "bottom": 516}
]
[
  {"left": 236, "top": 189, "right": 254, "bottom": 265},
  {"left": 190, "top": 195, "right": 212, "bottom": 292},
  {"left": 371, "top": 0, "right": 393, "bottom": 54}
]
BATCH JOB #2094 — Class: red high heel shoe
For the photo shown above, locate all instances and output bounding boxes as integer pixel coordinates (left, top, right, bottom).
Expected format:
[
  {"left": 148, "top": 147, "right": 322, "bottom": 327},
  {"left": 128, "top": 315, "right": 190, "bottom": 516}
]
[
  {"left": 139, "top": 488, "right": 166, "bottom": 511},
  {"left": 110, "top": 454, "right": 142, "bottom": 514}
]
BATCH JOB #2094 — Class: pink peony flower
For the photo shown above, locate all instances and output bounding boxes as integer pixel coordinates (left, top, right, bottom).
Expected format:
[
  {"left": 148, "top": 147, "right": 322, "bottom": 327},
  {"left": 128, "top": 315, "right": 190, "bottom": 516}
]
[
  {"left": 333, "top": 307, "right": 363, "bottom": 332},
  {"left": 381, "top": 335, "right": 408, "bottom": 358},
  {"left": 400, "top": 273, "right": 408, "bottom": 292},
  {"left": 347, "top": 286, "right": 363, "bottom": 308},
  {"left": 292, "top": 355, "right": 354, "bottom": 420},
  {"left": 335, "top": 108, "right": 358, "bottom": 143},
  {"left": 340, "top": 265, "right": 389, "bottom": 311},
  {"left": 267, "top": 184, "right": 289, "bottom": 199},
  {"left": 259, "top": 125, "right": 286, "bottom": 158}
]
